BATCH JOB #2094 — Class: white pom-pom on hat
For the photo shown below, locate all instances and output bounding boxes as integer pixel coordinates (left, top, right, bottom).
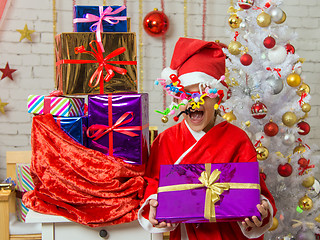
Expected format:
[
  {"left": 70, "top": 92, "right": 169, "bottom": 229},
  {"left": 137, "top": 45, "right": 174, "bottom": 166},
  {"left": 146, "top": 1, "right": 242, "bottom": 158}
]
[{"left": 161, "top": 67, "right": 177, "bottom": 81}]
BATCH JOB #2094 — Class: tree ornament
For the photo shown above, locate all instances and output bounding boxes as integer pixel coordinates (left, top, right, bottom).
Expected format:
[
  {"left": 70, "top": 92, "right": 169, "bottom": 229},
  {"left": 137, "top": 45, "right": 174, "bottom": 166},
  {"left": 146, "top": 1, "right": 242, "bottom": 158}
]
[
  {"left": 269, "top": 217, "right": 279, "bottom": 231},
  {"left": 263, "top": 36, "right": 276, "bottom": 49},
  {"left": 275, "top": 10, "right": 286, "bottom": 24},
  {"left": 229, "top": 14, "right": 242, "bottom": 28},
  {"left": 268, "top": 45, "right": 287, "bottom": 64},
  {"left": 286, "top": 72, "right": 301, "bottom": 87},
  {"left": 256, "top": 143, "right": 269, "bottom": 160},
  {"left": 302, "top": 176, "right": 315, "bottom": 188},
  {"left": 298, "top": 158, "right": 308, "bottom": 168},
  {"left": 306, "top": 178, "right": 320, "bottom": 198},
  {"left": 297, "top": 83, "right": 310, "bottom": 96},
  {"left": 228, "top": 41, "right": 242, "bottom": 55},
  {"left": 295, "top": 227, "right": 316, "bottom": 240},
  {"left": 298, "top": 195, "right": 313, "bottom": 211},
  {"left": 161, "top": 116, "right": 168, "bottom": 123},
  {"left": 264, "top": 120, "right": 279, "bottom": 136},
  {"left": 270, "top": 7, "right": 284, "bottom": 22},
  {"left": 240, "top": 53, "right": 253, "bottom": 66},
  {"left": 222, "top": 111, "right": 237, "bottom": 122},
  {"left": 277, "top": 233, "right": 295, "bottom": 240},
  {"left": 260, "top": 169, "right": 267, "bottom": 180},
  {"left": 266, "top": 77, "right": 283, "bottom": 95},
  {"left": 278, "top": 163, "right": 293, "bottom": 177},
  {"left": 297, "top": 121, "right": 310, "bottom": 135},
  {"left": 301, "top": 103, "right": 311, "bottom": 113},
  {"left": 237, "top": 0, "right": 254, "bottom": 10},
  {"left": 251, "top": 101, "right": 267, "bottom": 119},
  {"left": 282, "top": 133, "right": 295, "bottom": 146},
  {"left": 143, "top": 9, "right": 169, "bottom": 37},
  {"left": 285, "top": 43, "right": 295, "bottom": 54},
  {"left": 239, "top": 21, "right": 247, "bottom": 30},
  {"left": 293, "top": 144, "right": 306, "bottom": 154},
  {"left": 0, "top": 98, "right": 8, "bottom": 114},
  {"left": 16, "top": 24, "right": 35, "bottom": 42},
  {"left": 0, "top": 62, "right": 17, "bottom": 80},
  {"left": 282, "top": 111, "right": 297, "bottom": 127},
  {"left": 256, "top": 12, "right": 271, "bottom": 28}
]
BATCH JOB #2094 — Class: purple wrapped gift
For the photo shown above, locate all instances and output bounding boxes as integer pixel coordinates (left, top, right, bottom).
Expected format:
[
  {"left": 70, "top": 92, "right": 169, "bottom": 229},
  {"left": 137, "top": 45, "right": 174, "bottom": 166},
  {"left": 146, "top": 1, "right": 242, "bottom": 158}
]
[
  {"left": 156, "top": 162, "right": 261, "bottom": 223},
  {"left": 87, "top": 93, "right": 149, "bottom": 165}
]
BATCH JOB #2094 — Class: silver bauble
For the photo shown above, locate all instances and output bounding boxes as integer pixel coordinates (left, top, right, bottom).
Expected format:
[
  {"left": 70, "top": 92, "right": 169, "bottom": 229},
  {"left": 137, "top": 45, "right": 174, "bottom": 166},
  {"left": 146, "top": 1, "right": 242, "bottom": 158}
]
[
  {"left": 261, "top": 53, "right": 267, "bottom": 60},
  {"left": 307, "top": 178, "right": 320, "bottom": 198},
  {"left": 268, "top": 45, "right": 287, "bottom": 64},
  {"left": 282, "top": 133, "right": 295, "bottom": 146},
  {"left": 277, "top": 233, "right": 295, "bottom": 240},
  {"left": 243, "top": 86, "right": 252, "bottom": 96},
  {"left": 266, "top": 77, "right": 283, "bottom": 95},
  {"left": 295, "top": 227, "right": 316, "bottom": 240},
  {"left": 270, "top": 7, "right": 284, "bottom": 22},
  {"left": 239, "top": 21, "right": 247, "bottom": 30}
]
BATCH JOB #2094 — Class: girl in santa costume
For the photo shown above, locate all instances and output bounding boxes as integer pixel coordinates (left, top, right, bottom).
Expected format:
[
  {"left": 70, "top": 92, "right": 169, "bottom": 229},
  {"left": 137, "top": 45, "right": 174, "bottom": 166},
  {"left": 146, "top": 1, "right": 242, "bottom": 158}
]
[{"left": 138, "top": 37, "right": 276, "bottom": 240}]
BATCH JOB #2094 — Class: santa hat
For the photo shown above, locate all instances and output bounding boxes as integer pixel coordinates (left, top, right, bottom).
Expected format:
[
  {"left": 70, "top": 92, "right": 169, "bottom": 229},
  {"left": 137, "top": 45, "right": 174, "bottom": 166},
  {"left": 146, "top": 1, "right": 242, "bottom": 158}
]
[{"left": 161, "top": 37, "right": 228, "bottom": 101}]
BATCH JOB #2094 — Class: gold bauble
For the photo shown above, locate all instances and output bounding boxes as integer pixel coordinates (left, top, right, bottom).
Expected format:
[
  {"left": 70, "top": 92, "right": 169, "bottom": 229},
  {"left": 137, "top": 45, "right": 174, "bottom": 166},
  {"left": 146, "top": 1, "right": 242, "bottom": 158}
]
[
  {"left": 302, "top": 176, "right": 315, "bottom": 188},
  {"left": 293, "top": 143, "right": 306, "bottom": 154},
  {"left": 228, "top": 41, "right": 242, "bottom": 55},
  {"left": 298, "top": 195, "right": 313, "bottom": 211},
  {"left": 286, "top": 73, "right": 301, "bottom": 87},
  {"left": 275, "top": 11, "right": 286, "bottom": 24},
  {"left": 229, "top": 14, "right": 242, "bottom": 28},
  {"left": 256, "top": 144, "right": 269, "bottom": 160},
  {"left": 315, "top": 214, "right": 320, "bottom": 223},
  {"left": 256, "top": 12, "right": 271, "bottom": 27},
  {"left": 282, "top": 111, "right": 297, "bottom": 127},
  {"left": 301, "top": 103, "right": 311, "bottom": 113},
  {"left": 297, "top": 83, "right": 310, "bottom": 96},
  {"left": 161, "top": 116, "right": 168, "bottom": 123},
  {"left": 222, "top": 111, "right": 237, "bottom": 122},
  {"left": 269, "top": 217, "right": 279, "bottom": 231}
]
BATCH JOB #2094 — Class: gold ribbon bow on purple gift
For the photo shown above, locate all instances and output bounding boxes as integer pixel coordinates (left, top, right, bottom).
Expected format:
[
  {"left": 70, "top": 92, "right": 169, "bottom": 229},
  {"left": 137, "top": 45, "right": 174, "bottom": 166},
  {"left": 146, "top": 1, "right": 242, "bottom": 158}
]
[
  {"left": 73, "top": 6, "right": 127, "bottom": 52},
  {"left": 157, "top": 163, "right": 261, "bottom": 222}
]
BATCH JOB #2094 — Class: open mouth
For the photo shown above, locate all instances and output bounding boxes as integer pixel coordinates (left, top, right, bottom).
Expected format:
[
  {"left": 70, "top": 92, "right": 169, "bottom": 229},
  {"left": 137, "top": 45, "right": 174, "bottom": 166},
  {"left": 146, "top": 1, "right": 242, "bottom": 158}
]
[{"left": 189, "top": 110, "right": 204, "bottom": 123}]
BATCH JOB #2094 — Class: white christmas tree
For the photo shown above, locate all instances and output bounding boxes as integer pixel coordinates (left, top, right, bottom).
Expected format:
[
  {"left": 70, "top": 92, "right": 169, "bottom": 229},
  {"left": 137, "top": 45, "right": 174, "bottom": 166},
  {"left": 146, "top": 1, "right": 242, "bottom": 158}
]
[{"left": 223, "top": 0, "right": 320, "bottom": 239}]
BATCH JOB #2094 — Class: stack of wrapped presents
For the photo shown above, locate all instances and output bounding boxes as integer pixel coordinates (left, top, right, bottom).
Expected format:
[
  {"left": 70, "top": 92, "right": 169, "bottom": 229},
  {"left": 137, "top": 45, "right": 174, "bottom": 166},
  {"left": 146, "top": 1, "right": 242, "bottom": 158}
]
[{"left": 23, "top": 5, "right": 149, "bottom": 227}]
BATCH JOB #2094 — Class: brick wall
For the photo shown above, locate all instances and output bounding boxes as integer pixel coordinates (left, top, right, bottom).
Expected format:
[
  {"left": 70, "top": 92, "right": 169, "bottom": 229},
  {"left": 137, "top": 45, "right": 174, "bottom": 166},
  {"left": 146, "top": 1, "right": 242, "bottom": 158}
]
[{"left": 0, "top": 0, "right": 319, "bottom": 180}]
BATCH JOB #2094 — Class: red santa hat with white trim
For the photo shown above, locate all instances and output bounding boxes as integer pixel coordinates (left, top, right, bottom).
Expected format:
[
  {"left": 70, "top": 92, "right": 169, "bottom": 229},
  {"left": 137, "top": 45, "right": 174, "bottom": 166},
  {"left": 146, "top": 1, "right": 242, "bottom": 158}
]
[{"left": 161, "top": 37, "right": 228, "bottom": 101}]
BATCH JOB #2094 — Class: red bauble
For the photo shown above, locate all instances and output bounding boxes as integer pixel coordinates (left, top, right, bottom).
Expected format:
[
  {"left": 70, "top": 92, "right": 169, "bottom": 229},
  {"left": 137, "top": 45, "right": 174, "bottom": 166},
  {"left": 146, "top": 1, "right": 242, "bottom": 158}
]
[
  {"left": 297, "top": 121, "right": 310, "bottom": 135},
  {"left": 285, "top": 43, "right": 295, "bottom": 54},
  {"left": 298, "top": 158, "right": 308, "bottom": 168},
  {"left": 264, "top": 121, "right": 279, "bottom": 136},
  {"left": 143, "top": 10, "right": 169, "bottom": 37},
  {"left": 278, "top": 163, "right": 293, "bottom": 177},
  {"left": 263, "top": 36, "right": 276, "bottom": 49},
  {"left": 240, "top": 53, "right": 253, "bottom": 66},
  {"left": 251, "top": 101, "right": 268, "bottom": 119},
  {"left": 238, "top": 0, "right": 254, "bottom": 9}
]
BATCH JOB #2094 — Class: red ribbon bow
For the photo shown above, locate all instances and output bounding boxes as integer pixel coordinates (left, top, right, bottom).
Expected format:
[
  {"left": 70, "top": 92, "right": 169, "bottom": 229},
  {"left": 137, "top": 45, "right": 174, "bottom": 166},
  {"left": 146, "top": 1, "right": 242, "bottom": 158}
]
[
  {"left": 234, "top": 31, "right": 239, "bottom": 41},
  {"left": 87, "top": 112, "right": 141, "bottom": 141},
  {"left": 56, "top": 40, "right": 137, "bottom": 94},
  {"left": 296, "top": 138, "right": 311, "bottom": 149},
  {"left": 298, "top": 93, "right": 307, "bottom": 107},
  {"left": 298, "top": 159, "right": 315, "bottom": 175},
  {"left": 255, "top": 136, "right": 264, "bottom": 147},
  {"left": 266, "top": 67, "right": 282, "bottom": 78}
]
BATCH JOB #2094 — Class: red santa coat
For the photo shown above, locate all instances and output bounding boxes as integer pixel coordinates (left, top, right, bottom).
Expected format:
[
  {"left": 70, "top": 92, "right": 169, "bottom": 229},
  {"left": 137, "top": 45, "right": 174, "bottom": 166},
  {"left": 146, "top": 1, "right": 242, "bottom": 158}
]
[{"left": 139, "top": 119, "right": 276, "bottom": 240}]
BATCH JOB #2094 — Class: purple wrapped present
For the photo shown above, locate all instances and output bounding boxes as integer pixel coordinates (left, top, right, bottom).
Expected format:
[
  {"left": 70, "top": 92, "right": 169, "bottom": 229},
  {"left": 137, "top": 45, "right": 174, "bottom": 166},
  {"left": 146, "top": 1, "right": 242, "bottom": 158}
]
[
  {"left": 87, "top": 93, "right": 149, "bottom": 165},
  {"left": 156, "top": 162, "right": 261, "bottom": 223}
]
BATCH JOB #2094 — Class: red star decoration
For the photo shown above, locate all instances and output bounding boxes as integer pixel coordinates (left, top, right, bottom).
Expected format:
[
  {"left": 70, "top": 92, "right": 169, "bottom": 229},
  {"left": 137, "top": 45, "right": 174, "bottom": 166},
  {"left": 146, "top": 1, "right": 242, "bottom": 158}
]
[{"left": 0, "top": 62, "right": 17, "bottom": 80}]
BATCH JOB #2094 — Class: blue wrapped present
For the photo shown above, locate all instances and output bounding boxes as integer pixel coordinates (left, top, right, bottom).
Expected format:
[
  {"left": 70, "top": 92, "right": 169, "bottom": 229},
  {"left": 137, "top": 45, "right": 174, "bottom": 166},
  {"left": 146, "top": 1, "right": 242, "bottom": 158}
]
[
  {"left": 54, "top": 116, "right": 88, "bottom": 147},
  {"left": 73, "top": 5, "right": 127, "bottom": 33}
]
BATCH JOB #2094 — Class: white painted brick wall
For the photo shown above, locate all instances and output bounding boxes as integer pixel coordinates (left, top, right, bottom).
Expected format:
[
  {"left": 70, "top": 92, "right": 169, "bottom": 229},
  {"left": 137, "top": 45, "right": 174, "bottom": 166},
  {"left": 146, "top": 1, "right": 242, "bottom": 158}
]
[{"left": 0, "top": 0, "right": 319, "bottom": 180}]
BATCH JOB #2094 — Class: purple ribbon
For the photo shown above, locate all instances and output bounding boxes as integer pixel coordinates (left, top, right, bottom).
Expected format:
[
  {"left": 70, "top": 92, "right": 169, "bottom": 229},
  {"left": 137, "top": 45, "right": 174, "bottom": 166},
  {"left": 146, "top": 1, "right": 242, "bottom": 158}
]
[{"left": 73, "top": 6, "right": 127, "bottom": 52}]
